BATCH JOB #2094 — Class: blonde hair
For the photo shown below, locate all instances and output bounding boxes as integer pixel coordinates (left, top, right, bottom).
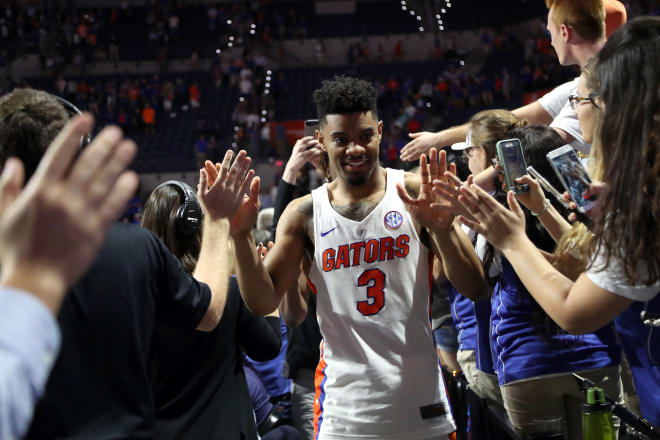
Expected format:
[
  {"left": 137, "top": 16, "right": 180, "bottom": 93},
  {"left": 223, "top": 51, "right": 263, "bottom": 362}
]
[
  {"left": 551, "top": 57, "right": 602, "bottom": 281},
  {"left": 581, "top": 57, "right": 605, "bottom": 180},
  {"left": 546, "top": 0, "right": 606, "bottom": 41},
  {"left": 552, "top": 223, "right": 594, "bottom": 281},
  {"left": 469, "top": 109, "right": 527, "bottom": 162}
]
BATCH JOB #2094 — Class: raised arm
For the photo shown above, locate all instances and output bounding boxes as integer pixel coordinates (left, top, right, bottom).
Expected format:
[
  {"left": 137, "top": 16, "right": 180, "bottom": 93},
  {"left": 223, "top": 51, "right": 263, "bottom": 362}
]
[
  {"left": 231, "top": 195, "right": 310, "bottom": 316},
  {"left": 401, "top": 100, "right": 554, "bottom": 163},
  {"left": 458, "top": 185, "right": 632, "bottom": 333},
  {"left": 400, "top": 125, "right": 469, "bottom": 162}
]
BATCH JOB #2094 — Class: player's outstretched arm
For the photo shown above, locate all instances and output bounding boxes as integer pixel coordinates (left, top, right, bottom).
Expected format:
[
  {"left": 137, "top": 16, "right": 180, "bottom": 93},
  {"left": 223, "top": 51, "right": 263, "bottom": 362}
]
[{"left": 231, "top": 193, "right": 308, "bottom": 316}]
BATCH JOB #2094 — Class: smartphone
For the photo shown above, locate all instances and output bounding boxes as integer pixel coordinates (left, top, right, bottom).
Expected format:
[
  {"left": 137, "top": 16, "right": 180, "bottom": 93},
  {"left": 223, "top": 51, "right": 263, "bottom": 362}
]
[
  {"left": 496, "top": 138, "right": 529, "bottom": 193},
  {"left": 527, "top": 166, "right": 570, "bottom": 209},
  {"left": 546, "top": 145, "right": 596, "bottom": 213},
  {"left": 304, "top": 119, "right": 319, "bottom": 138}
]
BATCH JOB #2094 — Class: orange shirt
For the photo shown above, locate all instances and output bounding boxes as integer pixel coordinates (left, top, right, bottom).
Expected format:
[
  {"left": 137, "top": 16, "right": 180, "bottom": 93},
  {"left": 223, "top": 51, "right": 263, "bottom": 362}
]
[
  {"left": 189, "top": 85, "right": 200, "bottom": 101},
  {"left": 142, "top": 107, "right": 155, "bottom": 124}
]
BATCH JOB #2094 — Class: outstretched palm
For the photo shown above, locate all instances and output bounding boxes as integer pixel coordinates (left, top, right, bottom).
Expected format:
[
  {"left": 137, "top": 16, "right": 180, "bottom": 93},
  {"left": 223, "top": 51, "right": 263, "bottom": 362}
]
[
  {"left": 202, "top": 157, "right": 260, "bottom": 238},
  {"left": 397, "top": 148, "right": 457, "bottom": 232}
]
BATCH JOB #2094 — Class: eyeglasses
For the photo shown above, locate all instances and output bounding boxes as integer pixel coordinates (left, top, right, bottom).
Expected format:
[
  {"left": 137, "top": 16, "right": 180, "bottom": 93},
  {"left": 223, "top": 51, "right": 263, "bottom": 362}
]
[
  {"left": 463, "top": 146, "right": 477, "bottom": 158},
  {"left": 568, "top": 91, "right": 600, "bottom": 111}
]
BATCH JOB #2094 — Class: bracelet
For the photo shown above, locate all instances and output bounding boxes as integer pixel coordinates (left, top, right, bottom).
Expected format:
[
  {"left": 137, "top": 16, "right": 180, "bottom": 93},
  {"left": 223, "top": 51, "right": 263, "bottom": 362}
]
[{"left": 531, "top": 199, "right": 551, "bottom": 216}]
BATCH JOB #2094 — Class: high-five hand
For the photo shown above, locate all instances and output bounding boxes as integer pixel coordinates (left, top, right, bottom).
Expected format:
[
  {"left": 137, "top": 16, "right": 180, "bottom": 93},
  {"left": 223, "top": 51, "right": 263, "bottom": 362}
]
[
  {"left": 457, "top": 185, "right": 527, "bottom": 251},
  {"left": 197, "top": 149, "right": 256, "bottom": 221},
  {"left": 397, "top": 148, "right": 456, "bottom": 232}
]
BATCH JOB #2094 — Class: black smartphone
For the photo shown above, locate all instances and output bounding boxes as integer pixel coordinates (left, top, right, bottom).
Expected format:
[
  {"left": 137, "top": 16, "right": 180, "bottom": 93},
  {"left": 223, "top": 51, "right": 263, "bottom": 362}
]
[
  {"left": 496, "top": 138, "right": 529, "bottom": 193},
  {"left": 546, "top": 145, "right": 596, "bottom": 214},
  {"left": 304, "top": 119, "right": 319, "bottom": 138}
]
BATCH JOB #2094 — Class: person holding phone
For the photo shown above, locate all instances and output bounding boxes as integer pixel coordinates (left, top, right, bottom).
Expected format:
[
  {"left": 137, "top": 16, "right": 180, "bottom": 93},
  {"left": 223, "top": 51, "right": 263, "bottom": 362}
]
[
  {"left": 446, "top": 109, "right": 528, "bottom": 407},
  {"left": 453, "top": 18, "right": 660, "bottom": 429},
  {"left": 438, "top": 125, "right": 623, "bottom": 439}
]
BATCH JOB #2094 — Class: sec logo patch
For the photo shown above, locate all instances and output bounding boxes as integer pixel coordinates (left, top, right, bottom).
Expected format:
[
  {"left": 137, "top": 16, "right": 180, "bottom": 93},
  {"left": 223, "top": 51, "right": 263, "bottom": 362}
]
[{"left": 384, "top": 210, "right": 403, "bottom": 229}]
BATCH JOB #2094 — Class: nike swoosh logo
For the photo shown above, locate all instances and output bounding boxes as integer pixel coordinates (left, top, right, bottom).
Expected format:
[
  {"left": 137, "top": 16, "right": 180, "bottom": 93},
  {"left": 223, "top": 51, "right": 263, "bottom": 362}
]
[{"left": 320, "top": 226, "right": 337, "bottom": 237}]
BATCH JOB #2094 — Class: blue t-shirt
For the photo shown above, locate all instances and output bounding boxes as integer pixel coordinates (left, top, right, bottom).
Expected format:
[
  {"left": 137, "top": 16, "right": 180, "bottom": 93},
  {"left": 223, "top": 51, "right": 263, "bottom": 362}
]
[
  {"left": 614, "top": 297, "right": 660, "bottom": 427},
  {"left": 246, "top": 318, "right": 292, "bottom": 397},
  {"left": 491, "top": 259, "right": 621, "bottom": 386},
  {"left": 447, "top": 286, "right": 477, "bottom": 352}
]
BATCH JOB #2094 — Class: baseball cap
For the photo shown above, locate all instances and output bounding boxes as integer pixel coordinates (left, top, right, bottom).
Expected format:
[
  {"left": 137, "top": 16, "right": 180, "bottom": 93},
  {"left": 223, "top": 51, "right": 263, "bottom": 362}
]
[{"left": 451, "top": 130, "right": 471, "bottom": 151}]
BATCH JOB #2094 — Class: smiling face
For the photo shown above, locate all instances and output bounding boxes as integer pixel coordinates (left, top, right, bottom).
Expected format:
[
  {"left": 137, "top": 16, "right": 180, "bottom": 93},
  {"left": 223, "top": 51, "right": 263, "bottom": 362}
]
[
  {"left": 575, "top": 74, "right": 598, "bottom": 144},
  {"left": 318, "top": 111, "right": 382, "bottom": 187}
]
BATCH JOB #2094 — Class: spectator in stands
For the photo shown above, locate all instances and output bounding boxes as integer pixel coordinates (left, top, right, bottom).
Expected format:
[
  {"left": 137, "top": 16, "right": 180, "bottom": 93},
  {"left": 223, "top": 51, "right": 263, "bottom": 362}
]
[
  {"left": 0, "top": 112, "right": 138, "bottom": 440},
  {"left": 440, "top": 122, "right": 623, "bottom": 438},
  {"left": 189, "top": 82, "right": 201, "bottom": 110},
  {"left": 393, "top": 40, "right": 403, "bottom": 60},
  {"left": 142, "top": 102, "right": 155, "bottom": 134},
  {"left": 453, "top": 17, "right": 660, "bottom": 428}
]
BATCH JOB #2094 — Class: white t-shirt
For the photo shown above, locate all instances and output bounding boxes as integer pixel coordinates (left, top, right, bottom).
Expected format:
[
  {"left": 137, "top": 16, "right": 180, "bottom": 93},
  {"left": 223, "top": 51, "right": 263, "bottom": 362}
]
[
  {"left": 538, "top": 78, "right": 591, "bottom": 154},
  {"left": 586, "top": 245, "right": 660, "bottom": 302}
]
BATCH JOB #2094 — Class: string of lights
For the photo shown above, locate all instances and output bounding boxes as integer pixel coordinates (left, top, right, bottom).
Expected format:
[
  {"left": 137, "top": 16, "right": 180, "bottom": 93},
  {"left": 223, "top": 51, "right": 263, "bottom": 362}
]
[{"left": 435, "top": 0, "right": 452, "bottom": 32}]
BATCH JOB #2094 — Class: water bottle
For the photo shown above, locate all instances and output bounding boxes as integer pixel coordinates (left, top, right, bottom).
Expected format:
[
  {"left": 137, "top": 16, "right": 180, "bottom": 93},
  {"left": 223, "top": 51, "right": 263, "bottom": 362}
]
[{"left": 582, "top": 386, "right": 616, "bottom": 440}]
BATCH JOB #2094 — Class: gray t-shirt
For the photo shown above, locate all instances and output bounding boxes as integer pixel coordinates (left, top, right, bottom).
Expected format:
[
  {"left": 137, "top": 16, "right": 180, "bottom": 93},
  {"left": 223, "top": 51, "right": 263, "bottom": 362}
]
[{"left": 538, "top": 78, "right": 591, "bottom": 154}]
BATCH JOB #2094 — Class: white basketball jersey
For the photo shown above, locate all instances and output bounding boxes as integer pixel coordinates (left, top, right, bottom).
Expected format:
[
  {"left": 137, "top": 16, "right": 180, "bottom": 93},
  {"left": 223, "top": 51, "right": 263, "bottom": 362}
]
[{"left": 308, "top": 168, "right": 455, "bottom": 440}]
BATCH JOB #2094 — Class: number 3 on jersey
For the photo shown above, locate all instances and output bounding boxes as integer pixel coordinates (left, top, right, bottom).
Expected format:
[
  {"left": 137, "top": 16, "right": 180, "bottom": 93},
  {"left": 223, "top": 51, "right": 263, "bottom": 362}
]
[{"left": 356, "top": 269, "right": 386, "bottom": 316}]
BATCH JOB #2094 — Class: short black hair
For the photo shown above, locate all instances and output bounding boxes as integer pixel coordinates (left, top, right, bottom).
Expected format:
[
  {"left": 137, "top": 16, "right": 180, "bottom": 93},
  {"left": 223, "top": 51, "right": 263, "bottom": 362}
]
[{"left": 312, "top": 75, "right": 378, "bottom": 125}]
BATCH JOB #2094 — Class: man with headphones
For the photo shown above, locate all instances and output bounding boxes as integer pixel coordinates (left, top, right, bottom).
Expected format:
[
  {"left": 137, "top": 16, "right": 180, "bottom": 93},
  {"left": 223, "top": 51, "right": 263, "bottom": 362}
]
[{"left": 0, "top": 88, "right": 255, "bottom": 439}]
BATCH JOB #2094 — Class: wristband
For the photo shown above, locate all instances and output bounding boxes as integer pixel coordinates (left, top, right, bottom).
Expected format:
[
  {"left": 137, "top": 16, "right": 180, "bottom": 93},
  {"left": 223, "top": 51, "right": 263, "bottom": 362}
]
[{"left": 531, "top": 199, "right": 551, "bottom": 216}]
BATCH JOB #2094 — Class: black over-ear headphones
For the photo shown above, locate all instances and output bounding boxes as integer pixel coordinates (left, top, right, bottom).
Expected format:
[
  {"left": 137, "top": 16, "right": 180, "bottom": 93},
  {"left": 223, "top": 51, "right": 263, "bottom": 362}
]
[
  {"left": 54, "top": 96, "right": 92, "bottom": 148},
  {"left": 154, "top": 180, "right": 203, "bottom": 236}
]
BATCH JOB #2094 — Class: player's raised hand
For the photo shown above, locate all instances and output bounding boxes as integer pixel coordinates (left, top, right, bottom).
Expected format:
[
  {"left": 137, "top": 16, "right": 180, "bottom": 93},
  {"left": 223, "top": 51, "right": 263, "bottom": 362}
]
[{"left": 397, "top": 148, "right": 455, "bottom": 232}]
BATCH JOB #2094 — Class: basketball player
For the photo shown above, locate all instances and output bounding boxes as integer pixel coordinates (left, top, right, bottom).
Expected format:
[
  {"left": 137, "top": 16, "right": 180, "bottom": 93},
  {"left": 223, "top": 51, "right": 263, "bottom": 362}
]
[{"left": 226, "top": 76, "right": 486, "bottom": 439}]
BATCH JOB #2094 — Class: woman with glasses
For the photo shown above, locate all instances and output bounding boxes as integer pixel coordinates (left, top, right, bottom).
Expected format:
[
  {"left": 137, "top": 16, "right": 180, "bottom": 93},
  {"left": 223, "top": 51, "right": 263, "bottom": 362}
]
[{"left": 454, "top": 17, "right": 660, "bottom": 429}]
